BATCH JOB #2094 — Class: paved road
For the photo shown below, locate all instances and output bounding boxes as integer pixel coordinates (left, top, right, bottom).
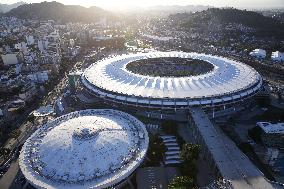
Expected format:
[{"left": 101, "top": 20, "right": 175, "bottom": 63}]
[{"left": 0, "top": 159, "right": 20, "bottom": 189}]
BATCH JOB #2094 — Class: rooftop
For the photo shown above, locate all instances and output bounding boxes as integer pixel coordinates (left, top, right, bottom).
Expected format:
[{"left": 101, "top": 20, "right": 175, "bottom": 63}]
[
  {"left": 257, "top": 122, "right": 284, "bottom": 134},
  {"left": 82, "top": 52, "right": 262, "bottom": 106},
  {"left": 19, "top": 109, "right": 149, "bottom": 189}
]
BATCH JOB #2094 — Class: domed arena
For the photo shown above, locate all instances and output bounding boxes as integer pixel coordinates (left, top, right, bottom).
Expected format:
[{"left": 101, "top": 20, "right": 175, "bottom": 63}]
[
  {"left": 80, "top": 52, "right": 262, "bottom": 119},
  {"left": 19, "top": 109, "right": 149, "bottom": 189}
]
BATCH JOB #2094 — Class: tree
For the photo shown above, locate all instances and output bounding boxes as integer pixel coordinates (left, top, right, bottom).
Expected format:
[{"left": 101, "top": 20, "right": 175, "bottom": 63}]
[
  {"left": 161, "top": 120, "right": 178, "bottom": 135},
  {"left": 255, "top": 96, "right": 271, "bottom": 108},
  {"left": 168, "top": 176, "right": 195, "bottom": 189},
  {"left": 27, "top": 115, "right": 35, "bottom": 124},
  {"left": 9, "top": 129, "right": 21, "bottom": 139},
  {"left": 180, "top": 161, "right": 198, "bottom": 179},
  {"left": 146, "top": 134, "right": 166, "bottom": 166},
  {"left": 248, "top": 126, "right": 262, "bottom": 144},
  {"left": 180, "top": 143, "right": 200, "bottom": 178},
  {"left": 0, "top": 147, "right": 11, "bottom": 158},
  {"left": 180, "top": 143, "right": 200, "bottom": 162}
]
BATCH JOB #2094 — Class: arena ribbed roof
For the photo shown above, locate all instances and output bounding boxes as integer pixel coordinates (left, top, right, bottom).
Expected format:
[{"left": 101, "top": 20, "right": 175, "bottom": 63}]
[
  {"left": 82, "top": 52, "right": 262, "bottom": 107},
  {"left": 19, "top": 109, "right": 149, "bottom": 189}
]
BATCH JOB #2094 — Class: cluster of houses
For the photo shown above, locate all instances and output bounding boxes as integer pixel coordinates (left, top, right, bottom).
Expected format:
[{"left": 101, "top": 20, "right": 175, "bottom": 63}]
[
  {"left": 0, "top": 17, "right": 84, "bottom": 125},
  {"left": 0, "top": 15, "right": 129, "bottom": 128},
  {"left": 0, "top": 18, "right": 63, "bottom": 119}
]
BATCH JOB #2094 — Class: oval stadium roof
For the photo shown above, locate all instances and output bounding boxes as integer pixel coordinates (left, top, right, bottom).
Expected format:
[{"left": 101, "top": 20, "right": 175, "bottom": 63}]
[{"left": 82, "top": 52, "right": 262, "bottom": 107}]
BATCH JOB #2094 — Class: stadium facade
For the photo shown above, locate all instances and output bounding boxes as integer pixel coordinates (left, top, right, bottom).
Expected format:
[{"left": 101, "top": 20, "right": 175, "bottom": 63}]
[{"left": 81, "top": 52, "right": 263, "bottom": 119}]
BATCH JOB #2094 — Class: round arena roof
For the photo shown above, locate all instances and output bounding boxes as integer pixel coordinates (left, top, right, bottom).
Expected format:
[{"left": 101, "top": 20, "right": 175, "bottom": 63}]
[
  {"left": 19, "top": 109, "right": 149, "bottom": 189},
  {"left": 82, "top": 52, "right": 262, "bottom": 107}
]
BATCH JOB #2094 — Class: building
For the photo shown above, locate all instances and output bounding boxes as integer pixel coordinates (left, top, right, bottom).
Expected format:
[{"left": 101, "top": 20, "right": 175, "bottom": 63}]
[
  {"left": 28, "top": 71, "right": 49, "bottom": 84},
  {"left": 19, "top": 109, "right": 149, "bottom": 189},
  {"left": 7, "top": 99, "right": 25, "bottom": 112},
  {"left": 257, "top": 122, "right": 284, "bottom": 148},
  {"left": 1, "top": 53, "right": 19, "bottom": 66},
  {"left": 26, "top": 35, "right": 35, "bottom": 45},
  {"left": 142, "top": 34, "right": 176, "bottom": 45},
  {"left": 68, "top": 46, "right": 81, "bottom": 58},
  {"left": 81, "top": 52, "right": 262, "bottom": 119},
  {"left": 37, "top": 40, "right": 45, "bottom": 52},
  {"left": 14, "top": 42, "right": 28, "bottom": 54},
  {"left": 271, "top": 51, "right": 284, "bottom": 62},
  {"left": 18, "top": 83, "right": 37, "bottom": 102},
  {"left": 249, "top": 49, "right": 266, "bottom": 59},
  {"left": 68, "top": 71, "right": 83, "bottom": 93}
]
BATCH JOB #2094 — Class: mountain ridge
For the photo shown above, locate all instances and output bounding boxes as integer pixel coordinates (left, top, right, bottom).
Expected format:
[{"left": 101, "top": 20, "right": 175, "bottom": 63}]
[
  {"left": 4, "top": 1, "right": 111, "bottom": 22},
  {"left": 0, "top": 1, "right": 26, "bottom": 13},
  {"left": 170, "top": 8, "right": 284, "bottom": 38}
]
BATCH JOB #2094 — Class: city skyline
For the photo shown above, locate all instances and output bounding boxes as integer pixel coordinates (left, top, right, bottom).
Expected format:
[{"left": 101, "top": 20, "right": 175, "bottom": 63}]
[
  {"left": 0, "top": 0, "right": 284, "bottom": 188},
  {"left": 1, "top": 0, "right": 284, "bottom": 9}
]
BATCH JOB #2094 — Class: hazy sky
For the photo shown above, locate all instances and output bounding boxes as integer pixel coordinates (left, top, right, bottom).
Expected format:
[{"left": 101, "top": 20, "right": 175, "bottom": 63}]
[{"left": 2, "top": 0, "right": 284, "bottom": 9}]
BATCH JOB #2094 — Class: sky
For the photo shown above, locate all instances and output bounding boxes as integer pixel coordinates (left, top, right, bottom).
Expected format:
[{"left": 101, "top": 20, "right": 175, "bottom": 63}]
[{"left": 2, "top": 0, "right": 284, "bottom": 9}]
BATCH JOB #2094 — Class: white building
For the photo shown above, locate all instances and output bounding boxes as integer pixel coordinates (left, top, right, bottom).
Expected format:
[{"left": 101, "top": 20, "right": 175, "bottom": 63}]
[
  {"left": 68, "top": 46, "right": 81, "bottom": 57},
  {"left": 14, "top": 42, "right": 28, "bottom": 54},
  {"left": 37, "top": 40, "right": 45, "bottom": 52},
  {"left": 26, "top": 35, "right": 35, "bottom": 45},
  {"left": 19, "top": 109, "right": 149, "bottom": 189},
  {"left": 271, "top": 51, "right": 284, "bottom": 62},
  {"left": 28, "top": 71, "right": 49, "bottom": 83},
  {"left": 1, "top": 53, "right": 19, "bottom": 66},
  {"left": 143, "top": 34, "right": 175, "bottom": 42},
  {"left": 257, "top": 122, "right": 284, "bottom": 135},
  {"left": 0, "top": 109, "right": 3, "bottom": 117},
  {"left": 70, "top": 39, "right": 75, "bottom": 47},
  {"left": 257, "top": 122, "right": 284, "bottom": 148},
  {"left": 249, "top": 49, "right": 266, "bottom": 59},
  {"left": 15, "top": 64, "right": 23, "bottom": 74}
]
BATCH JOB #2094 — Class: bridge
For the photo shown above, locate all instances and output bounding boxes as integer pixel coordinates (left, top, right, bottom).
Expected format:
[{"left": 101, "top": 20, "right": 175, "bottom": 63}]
[{"left": 188, "top": 107, "right": 277, "bottom": 189}]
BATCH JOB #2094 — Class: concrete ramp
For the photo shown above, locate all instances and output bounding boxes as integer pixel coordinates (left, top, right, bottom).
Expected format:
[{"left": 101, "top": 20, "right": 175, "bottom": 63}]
[{"left": 189, "top": 107, "right": 275, "bottom": 189}]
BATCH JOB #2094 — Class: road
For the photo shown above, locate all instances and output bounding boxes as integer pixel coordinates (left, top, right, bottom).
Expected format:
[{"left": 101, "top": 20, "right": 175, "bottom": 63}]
[{"left": 0, "top": 159, "right": 20, "bottom": 189}]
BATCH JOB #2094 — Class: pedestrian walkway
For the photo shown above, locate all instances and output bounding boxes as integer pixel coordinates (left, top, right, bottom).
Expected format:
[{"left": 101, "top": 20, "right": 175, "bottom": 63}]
[{"left": 189, "top": 107, "right": 275, "bottom": 189}]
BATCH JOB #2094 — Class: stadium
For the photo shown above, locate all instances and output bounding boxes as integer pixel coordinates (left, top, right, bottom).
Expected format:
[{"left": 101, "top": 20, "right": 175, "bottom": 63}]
[
  {"left": 81, "top": 52, "right": 263, "bottom": 119},
  {"left": 19, "top": 109, "right": 149, "bottom": 189}
]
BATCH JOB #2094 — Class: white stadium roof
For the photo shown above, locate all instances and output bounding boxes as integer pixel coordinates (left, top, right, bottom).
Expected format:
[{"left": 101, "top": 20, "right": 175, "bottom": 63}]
[
  {"left": 82, "top": 52, "right": 262, "bottom": 107},
  {"left": 19, "top": 109, "right": 149, "bottom": 189}
]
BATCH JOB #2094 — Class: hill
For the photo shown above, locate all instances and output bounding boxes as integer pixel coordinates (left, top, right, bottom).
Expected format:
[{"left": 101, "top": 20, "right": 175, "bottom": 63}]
[
  {"left": 4, "top": 1, "right": 111, "bottom": 22},
  {"left": 175, "top": 8, "right": 284, "bottom": 37},
  {"left": 126, "top": 5, "right": 212, "bottom": 17},
  {"left": 279, "top": 12, "right": 284, "bottom": 22},
  {"left": 0, "top": 1, "right": 25, "bottom": 13}
]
